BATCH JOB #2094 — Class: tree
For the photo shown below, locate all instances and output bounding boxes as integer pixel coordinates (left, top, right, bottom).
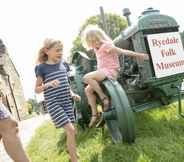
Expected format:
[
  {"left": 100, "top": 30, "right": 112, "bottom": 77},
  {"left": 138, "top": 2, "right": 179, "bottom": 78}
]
[
  {"left": 27, "top": 102, "right": 33, "bottom": 114},
  {"left": 69, "top": 13, "right": 128, "bottom": 63},
  {"left": 27, "top": 99, "right": 41, "bottom": 114}
]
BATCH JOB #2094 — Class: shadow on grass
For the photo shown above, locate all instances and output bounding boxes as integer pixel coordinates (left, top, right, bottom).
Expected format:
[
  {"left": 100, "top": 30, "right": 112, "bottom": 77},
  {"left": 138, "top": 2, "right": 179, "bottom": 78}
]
[
  {"left": 101, "top": 105, "right": 184, "bottom": 162},
  {"left": 89, "top": 153, "right": 99, "bottom": 162}
]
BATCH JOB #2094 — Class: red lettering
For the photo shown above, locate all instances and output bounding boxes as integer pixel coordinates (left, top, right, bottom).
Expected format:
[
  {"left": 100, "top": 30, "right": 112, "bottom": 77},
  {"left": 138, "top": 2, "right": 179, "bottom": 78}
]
[
  {"left": 152, "top": 39, "right": 159, "bottom": 47},
  {"left": 161, "top": 49, "right": 176, "bottom": 58},
  {"left": 150, "top": 36, "right": 179, "bottom": 48},
  {"left": 155, "top": 59, "right": 184, "bottom": 71}
]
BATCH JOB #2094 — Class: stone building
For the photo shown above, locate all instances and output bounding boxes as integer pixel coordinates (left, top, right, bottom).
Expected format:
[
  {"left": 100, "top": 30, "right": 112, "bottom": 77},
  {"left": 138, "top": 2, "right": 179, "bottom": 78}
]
[{"left": 0, "top": 39, "right": 28, "bottom": 120}]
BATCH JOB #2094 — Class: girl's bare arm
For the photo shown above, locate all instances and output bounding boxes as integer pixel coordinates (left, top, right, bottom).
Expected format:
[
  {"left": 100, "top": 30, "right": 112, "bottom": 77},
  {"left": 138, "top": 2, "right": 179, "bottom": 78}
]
[
  {"left": 109, "top": 46, "right": 149, "bottom": 59},
  {"left": 35, "top": 77, "right": 60, "bottom": 94},
  {"left": 35, "top": 76, "right": 45, "bottom": 94}
]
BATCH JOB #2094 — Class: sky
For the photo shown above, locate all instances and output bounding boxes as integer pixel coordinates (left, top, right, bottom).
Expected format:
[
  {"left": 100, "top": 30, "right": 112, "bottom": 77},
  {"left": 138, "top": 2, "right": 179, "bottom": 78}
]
[{"left": 0, "top": 0, "right": 183, "bottom": 101}]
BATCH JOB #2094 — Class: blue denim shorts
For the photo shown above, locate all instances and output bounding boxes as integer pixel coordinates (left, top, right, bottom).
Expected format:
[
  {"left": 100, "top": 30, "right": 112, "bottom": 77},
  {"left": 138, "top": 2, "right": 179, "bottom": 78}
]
[{"left": 0, "top": 104, "right": 10, "bottom": 120}]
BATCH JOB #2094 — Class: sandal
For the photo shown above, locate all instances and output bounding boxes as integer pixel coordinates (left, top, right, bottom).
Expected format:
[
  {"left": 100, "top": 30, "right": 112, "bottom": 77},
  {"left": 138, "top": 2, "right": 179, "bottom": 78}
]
[
  {"left": 96, "top": 115, "right": 106, "bottom": 128},
  {"left": 88, "top": 114, "right": 98, "bottom": 128},
  {"left": 101, "top": 96, "right": 109, "bottom": 111},
  {"left": 67, "top": 150, "right": 80, "bottom": 160}
]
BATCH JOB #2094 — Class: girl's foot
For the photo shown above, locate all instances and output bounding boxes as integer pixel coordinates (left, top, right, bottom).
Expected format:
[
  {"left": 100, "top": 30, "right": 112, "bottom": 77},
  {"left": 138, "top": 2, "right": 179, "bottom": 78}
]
[
  {"left": 101, "top": 96, "right": 109, "bottom": 111},
  {"left": 88, "top": 114, "right": 98, "bottom": 128}
]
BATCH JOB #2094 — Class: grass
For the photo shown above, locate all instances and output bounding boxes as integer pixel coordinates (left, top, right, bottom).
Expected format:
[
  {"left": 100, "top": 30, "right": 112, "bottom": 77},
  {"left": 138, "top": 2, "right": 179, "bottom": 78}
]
[{"left": 27, "top": 103, "right": 184, "bottom": 162}]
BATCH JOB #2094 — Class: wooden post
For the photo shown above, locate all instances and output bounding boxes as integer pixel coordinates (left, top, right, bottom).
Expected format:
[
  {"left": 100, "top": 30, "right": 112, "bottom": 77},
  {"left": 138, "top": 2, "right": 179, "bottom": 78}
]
[{"left": 99, "top": 6, "right": 109, "bottom": 35}]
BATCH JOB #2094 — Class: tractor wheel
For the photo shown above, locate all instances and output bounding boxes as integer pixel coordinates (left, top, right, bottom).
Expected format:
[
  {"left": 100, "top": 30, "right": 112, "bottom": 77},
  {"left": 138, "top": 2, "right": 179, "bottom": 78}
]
[{"left": 102, "top": 80, "right": 135, "bottom": 143}]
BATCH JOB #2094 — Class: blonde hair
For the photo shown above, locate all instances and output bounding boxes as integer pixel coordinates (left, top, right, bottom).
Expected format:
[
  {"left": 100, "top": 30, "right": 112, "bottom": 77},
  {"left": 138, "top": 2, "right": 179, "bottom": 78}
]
[
  {"left": 36, "top": 38, "right": 63, "bottom": 64},
  {"left": 81, "top": 25, "right": 111, "bottom": 50}
]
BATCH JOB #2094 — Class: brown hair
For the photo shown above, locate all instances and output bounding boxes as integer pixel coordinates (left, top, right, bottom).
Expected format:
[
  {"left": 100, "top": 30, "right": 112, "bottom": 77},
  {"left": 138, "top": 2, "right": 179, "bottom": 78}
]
[{"left": 36, "top": 38, "right": 63, "bottom": 64}]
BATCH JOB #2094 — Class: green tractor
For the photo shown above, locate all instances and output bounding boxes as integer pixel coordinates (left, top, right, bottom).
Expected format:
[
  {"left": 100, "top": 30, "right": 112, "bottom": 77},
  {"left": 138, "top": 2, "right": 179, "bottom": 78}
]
[{"left": 71, "top": 8, "right": 184, "bottom": 143}]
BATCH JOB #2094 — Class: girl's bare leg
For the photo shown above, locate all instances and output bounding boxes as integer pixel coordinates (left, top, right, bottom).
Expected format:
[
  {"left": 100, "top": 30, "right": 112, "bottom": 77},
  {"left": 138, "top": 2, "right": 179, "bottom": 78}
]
[
  {"left": 63, "top": 122, "right": 77, "bottom": 162},
  {"left": 83, "top": 71, "right": 109, "bottom": 110},
  {"left": 0, "top": 118, "right": 31, "bottom": 162},
  {"left": 85, "top": 85, "right": 98, "bottom": 127}
]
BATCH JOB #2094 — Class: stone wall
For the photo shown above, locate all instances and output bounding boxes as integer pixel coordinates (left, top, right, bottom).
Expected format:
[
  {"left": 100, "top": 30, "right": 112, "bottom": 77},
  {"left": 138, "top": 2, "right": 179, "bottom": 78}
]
[{"left": 0, "top": 39, "right": 28, "bottom": 120}]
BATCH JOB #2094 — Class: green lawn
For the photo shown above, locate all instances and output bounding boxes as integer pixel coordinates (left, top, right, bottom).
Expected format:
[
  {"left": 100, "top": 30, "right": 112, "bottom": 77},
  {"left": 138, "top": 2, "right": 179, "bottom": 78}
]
[{"left": 27, "top": 103, "right": 184, "bottom": 162}]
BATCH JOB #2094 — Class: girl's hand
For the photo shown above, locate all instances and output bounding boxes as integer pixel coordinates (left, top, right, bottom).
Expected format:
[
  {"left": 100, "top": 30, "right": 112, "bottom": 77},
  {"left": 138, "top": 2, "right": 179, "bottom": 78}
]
[
  {"left": 47, "top": 79, "right": 60, "bottom": 88},
  {"left": 137, "top": 53, "right": 149, "bottom": 60},
  {"left": 72, "top": 93, "right": 81, "bottom": 102}
]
